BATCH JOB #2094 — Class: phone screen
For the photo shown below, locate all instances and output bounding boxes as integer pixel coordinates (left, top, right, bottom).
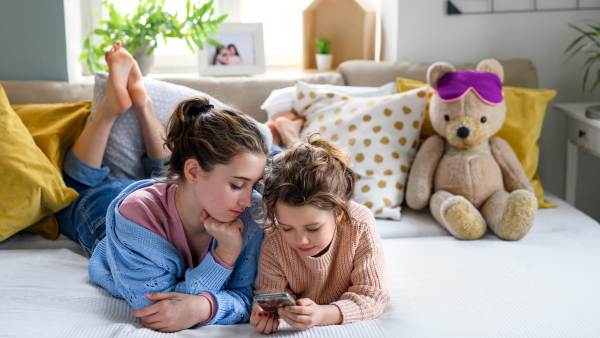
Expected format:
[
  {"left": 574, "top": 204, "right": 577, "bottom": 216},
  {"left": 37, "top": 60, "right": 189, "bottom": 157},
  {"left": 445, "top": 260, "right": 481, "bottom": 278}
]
[{"left": 254, "top": 293, "right": 297, "bottom": 313}]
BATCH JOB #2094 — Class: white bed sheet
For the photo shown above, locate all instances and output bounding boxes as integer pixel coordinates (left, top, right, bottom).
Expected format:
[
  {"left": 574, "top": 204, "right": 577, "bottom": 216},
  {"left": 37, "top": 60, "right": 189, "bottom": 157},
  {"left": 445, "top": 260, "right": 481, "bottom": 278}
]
[
  {"left": 1, "top": 193, "right": 599, "bottom": 337},
  {"left": 376, "top": 193, "right": 597, "bottom": 239}
]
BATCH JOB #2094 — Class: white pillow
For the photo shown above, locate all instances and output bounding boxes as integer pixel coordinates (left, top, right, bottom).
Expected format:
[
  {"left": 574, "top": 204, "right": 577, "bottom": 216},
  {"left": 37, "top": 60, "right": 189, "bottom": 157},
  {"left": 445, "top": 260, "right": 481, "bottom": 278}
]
[
  {"left": 293, "top": 81, "right": 428, "bottom": 220},
  {"left": 261, "top": 82, "right": 397, "bottom": 121},
  {"left": 90, "top": 72, "right": 272, "bottom": 180}
]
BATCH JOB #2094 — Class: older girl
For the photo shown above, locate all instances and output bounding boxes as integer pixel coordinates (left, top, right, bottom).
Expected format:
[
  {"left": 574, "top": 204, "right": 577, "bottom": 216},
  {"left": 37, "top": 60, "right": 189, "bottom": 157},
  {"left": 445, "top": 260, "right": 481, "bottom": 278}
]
[
  {"left": 250, "top": 134, "right": 390, "bottom": 334},
  {"left": 56, "top": 42, "right": 269, "bottom": 332}
]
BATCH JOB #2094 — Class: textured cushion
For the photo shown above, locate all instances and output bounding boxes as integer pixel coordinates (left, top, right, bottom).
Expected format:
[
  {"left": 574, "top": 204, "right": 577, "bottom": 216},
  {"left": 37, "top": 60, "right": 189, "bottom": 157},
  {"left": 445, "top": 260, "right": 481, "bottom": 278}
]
[
  {"left": 0, "top": 85, "right": 79, "bottom": 241},
  {"left": 261, "top": 82, "right": 397, "bottom": 120},
  {"left": 293, "top": 81, "right": 428, "bottom": 220},
  {"left": 338, "top": 59, "right": 538, "bottom": 89},
  {"left": 396, "top": 77, "right": 557, "bottom": 209}
]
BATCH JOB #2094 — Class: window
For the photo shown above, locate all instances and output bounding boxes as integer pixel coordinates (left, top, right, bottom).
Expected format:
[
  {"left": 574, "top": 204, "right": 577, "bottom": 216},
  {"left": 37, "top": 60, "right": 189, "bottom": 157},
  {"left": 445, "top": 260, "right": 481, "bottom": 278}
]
[{"left": 89, "top": 0, "right": 312, "bottom": 73}]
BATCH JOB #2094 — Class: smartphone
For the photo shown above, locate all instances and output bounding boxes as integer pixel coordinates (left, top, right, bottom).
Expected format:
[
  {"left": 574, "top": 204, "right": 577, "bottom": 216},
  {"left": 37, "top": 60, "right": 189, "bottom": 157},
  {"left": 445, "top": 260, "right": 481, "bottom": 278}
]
[{"left": 254, "top": 293, "right": 297, "bottom": 313}]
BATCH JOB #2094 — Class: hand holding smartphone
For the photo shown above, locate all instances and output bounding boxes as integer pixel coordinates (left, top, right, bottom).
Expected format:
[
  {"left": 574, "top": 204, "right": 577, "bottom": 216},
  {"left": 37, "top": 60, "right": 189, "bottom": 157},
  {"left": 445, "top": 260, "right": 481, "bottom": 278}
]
[{"left": 254, "top": 293, "right": 297, "bottom": 313}]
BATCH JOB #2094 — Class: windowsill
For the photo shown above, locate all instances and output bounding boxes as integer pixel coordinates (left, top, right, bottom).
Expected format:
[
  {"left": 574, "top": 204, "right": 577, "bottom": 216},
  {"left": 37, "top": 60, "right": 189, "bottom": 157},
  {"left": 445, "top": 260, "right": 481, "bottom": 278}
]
[{"left": 75, "top": 68, "right": 338, "bottom": 84}]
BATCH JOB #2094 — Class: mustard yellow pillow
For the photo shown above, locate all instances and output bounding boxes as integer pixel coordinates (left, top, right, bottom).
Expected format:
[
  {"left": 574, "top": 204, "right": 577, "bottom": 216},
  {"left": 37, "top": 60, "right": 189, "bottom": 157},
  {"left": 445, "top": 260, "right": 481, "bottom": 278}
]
[
  {"left": 12, "top": 101, "right": 92, "bottom": 173},
  {"left": 0, "top": 85, "right": 80, "bottom": 241},
  {"left": 396, "top": 77, "right": 557, "bottom": 209}
]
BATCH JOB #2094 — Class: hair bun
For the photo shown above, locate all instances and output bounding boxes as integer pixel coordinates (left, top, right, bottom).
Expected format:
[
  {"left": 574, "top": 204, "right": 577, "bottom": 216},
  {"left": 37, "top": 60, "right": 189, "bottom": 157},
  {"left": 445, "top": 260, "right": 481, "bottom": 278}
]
[{"left": 187, "top": 104, "right": 214, "bottom": 118}]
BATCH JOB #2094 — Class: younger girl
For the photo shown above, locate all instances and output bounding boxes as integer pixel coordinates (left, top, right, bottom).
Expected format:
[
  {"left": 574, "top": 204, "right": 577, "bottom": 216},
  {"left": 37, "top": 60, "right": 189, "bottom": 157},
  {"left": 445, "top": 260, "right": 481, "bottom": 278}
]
[{"left": 250, "top": 134, "right": 390, "bottom": 334}]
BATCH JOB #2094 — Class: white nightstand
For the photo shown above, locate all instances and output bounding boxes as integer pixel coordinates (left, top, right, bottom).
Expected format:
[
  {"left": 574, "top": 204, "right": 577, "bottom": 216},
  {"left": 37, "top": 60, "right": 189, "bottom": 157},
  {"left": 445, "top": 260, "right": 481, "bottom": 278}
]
[{"left": 555, "top": 103, "right": 600, "bottom": 205}]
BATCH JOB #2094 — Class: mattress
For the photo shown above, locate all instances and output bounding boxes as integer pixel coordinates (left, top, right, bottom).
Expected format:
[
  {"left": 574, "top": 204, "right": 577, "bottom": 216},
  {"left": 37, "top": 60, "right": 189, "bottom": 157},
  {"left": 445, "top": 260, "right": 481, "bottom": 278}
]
[{"left": 1, "top": 193, "right": 599, "bottom": 337}]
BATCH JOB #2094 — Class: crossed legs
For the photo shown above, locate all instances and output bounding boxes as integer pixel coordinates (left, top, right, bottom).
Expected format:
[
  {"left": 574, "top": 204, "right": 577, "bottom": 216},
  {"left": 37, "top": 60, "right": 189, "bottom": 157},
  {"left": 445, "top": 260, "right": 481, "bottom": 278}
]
[{"left": 72, "top": 42, "right": 169, "bottom": 168}]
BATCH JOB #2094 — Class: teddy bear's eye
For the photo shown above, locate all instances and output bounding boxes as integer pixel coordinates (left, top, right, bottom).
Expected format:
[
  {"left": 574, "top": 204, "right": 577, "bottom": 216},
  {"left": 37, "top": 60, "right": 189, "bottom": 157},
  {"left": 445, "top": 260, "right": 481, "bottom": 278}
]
[
  {"left": 444, "top": 115, "right": 450, "bottom": 121},
  {"left": 480, "top": 117, "right": 487, "bottom": 123}
]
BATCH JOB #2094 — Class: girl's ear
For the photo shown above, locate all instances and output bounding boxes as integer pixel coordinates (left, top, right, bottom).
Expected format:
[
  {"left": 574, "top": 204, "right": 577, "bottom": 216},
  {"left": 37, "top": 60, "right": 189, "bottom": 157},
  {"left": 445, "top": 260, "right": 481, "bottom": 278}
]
[
  {"left": 427, "top": 62, "right": 456, "bottom": 89},
  {"left": 183, "top": 158, "right": 202, "bottom": 184}
]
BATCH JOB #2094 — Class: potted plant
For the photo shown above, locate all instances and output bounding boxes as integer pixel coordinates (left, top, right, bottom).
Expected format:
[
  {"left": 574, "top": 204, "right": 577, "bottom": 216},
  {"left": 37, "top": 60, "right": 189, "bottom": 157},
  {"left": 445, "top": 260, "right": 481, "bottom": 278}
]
[
  {"left": 565, "top": 20, "right": 600, "bottom": 118},
  {"left": 315, "top": 36, "right": 332, "bottom": 71},
  {"left": 81, "top": 0, "right": 227, "bottom": 75}
]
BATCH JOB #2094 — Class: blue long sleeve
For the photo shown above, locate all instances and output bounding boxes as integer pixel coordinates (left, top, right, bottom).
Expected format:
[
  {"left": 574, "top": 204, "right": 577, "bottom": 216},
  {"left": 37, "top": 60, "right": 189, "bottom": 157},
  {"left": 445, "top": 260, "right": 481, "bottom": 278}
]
[{"left": 88, "top": 180, "right": 264, "bottom": 324}]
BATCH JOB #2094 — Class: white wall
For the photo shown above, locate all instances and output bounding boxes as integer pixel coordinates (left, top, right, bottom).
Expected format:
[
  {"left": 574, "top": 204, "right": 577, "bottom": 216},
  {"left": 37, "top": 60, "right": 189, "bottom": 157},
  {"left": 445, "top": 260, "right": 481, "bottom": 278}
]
[{"left": 382, "top": 0, "right": 600, "bottom": 222}]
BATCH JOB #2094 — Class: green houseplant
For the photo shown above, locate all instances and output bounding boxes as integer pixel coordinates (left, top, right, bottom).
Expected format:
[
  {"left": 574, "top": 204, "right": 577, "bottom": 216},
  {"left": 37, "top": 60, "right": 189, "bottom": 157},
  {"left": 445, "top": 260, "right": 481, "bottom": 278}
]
[
  {"left": 314, "top": 36, "right": 332, "bottom": 71},
  {"left": 81, "top": 0, "right": 227, "bottom": 75},
  {"left": 565, "top": 20, "right": 600, "bottom": 94}
]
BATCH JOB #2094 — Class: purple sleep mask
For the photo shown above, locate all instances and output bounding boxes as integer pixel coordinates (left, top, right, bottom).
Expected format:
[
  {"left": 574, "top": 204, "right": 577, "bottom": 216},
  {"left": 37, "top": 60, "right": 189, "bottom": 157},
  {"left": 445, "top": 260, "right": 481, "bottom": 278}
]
[{"left": 433, "top": 70, "right": 504, "bottom": 105}]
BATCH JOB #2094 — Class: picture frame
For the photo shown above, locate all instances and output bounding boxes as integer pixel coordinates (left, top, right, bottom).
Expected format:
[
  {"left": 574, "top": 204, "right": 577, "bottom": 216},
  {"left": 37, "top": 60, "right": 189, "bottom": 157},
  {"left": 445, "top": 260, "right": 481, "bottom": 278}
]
[{"left": 198, "top": 22, "right": 266, "bottom": 76}]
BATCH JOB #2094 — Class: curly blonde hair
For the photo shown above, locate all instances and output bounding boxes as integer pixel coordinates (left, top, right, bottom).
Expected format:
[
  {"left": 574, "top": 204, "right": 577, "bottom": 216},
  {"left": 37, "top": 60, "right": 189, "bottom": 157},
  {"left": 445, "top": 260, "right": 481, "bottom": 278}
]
[{"left": 261, "top": 134, "right": 355, "bottom": 234}]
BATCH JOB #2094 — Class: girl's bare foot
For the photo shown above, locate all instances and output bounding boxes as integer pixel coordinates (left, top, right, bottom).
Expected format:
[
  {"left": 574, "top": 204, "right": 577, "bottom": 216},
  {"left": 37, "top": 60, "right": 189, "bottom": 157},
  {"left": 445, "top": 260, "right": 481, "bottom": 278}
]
[
  {"left": 127, "top": 59, "right": 147, "bottom": 111},
  {"left": 103, "top": 41, "right": 135, "bottom": 118},
  {"left": 274, "top": 117, "right": 304, "bottom": 147}
]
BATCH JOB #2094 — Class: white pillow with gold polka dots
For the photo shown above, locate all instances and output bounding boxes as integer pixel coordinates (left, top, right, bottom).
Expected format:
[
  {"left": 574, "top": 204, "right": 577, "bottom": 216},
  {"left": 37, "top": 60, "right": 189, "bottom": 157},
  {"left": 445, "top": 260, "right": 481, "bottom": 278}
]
[{"left": 293, "top": 81, "right": 428, "bottom": 220}]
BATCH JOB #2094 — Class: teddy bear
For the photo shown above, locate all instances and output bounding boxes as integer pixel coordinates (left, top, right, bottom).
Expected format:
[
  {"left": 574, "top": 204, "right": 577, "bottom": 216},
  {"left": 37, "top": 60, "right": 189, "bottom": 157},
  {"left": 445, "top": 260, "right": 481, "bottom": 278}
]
[{"left": 405, "top": 59, "right": 537, "bottom": 241}]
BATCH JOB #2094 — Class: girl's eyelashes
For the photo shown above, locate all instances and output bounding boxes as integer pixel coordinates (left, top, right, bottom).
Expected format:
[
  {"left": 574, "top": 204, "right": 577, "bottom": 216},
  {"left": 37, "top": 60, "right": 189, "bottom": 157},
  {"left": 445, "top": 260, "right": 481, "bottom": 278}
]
[
  {"left": 307, "top": 227, "right": 320, "bottom": 233},
  {"left": 230, "top": 184, "right": 242, "bottom": 190},
  {"left": 281, "top": 227, "right": 293, "bottom": 232}
]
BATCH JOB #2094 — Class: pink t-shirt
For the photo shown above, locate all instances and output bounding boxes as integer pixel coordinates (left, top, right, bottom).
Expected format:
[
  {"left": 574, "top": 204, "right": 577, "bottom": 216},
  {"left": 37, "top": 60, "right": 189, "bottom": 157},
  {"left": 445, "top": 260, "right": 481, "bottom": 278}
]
[{"left": 118, "top": 182, "right": 231, "bottom": 323}]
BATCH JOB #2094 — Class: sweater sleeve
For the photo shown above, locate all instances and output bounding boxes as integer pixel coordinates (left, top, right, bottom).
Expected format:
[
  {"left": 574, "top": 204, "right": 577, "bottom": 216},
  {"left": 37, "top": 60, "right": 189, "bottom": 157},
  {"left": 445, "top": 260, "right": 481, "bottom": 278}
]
[
  {"left": 196, "top": 210, "right": 265, "bottom": 326},
  {"left": 96, "top": 229, "right": 234, "bottom": 312},
  {"left": 331, "top": 218, "right": 391, "bottom": 324},
  {"left": 253, "top": 236, "right": 296, "bottom": 299}
]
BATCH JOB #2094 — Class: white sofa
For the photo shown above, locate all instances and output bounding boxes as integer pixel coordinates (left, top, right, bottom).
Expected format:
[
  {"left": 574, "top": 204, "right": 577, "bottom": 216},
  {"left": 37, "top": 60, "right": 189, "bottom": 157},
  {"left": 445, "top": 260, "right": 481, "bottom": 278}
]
[{"left": 1, "top": 59, "right": 599, "bottom": 338}]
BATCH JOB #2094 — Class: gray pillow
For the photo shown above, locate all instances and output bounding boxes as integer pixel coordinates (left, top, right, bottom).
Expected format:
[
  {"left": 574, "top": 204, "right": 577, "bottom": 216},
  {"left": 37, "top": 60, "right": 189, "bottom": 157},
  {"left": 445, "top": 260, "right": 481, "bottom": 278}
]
[{"left": 90, "top": 72, "right": 272, "bottom": 180}]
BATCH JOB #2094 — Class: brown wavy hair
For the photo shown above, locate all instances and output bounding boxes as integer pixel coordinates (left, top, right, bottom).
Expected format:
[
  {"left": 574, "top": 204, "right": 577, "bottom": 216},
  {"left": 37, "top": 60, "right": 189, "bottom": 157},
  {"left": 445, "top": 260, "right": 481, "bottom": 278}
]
[
  {"left": 162, "top": 96, "right": 269, "bottom": 181},
  {"left": 261, "top": 133, "right": 355, "bottom": 234}
]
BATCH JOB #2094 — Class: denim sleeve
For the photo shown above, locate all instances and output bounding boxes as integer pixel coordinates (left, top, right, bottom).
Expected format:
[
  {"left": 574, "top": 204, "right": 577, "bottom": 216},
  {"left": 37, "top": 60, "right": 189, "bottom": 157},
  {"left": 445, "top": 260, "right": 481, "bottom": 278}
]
[{"left": 142, "top": 155, "right": 169, "bottom": 178}]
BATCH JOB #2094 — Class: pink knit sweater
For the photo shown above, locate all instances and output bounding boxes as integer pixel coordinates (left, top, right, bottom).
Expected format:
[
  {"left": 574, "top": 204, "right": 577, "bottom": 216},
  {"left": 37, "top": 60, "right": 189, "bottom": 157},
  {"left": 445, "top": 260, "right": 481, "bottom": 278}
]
[{"left": 254, "top": 201, "right": 390, "bottom": 324}]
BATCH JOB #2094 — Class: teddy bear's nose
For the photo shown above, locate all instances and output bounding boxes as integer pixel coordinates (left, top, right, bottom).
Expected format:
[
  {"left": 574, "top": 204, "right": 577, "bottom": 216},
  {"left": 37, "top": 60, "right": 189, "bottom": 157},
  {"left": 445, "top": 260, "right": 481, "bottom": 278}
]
[{"left": 457, "top": 127, "right": 470, "bottom": 139}]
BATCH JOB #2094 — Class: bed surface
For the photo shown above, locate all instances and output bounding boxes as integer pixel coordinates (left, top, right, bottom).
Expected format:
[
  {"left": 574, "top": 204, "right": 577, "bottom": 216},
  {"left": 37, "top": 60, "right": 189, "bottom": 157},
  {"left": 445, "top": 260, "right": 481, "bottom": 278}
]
[{"left": 2, "top": 193, "right": 599, "bottom": 337}]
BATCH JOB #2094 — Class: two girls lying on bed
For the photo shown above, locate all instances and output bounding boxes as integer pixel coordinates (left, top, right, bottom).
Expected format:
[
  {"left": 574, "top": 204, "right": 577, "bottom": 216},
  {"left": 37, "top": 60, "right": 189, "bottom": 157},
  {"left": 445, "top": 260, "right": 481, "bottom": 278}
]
[{"left": 57, "top": 42, "right": 389, "bottom": 333}]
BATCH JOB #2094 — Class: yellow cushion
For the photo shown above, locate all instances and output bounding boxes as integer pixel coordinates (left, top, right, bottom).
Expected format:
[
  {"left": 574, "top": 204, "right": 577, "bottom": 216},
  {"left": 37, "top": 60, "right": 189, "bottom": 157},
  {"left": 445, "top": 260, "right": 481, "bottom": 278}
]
[
  {"left": 0, "top": 85, "right": 81, "bottom": 241},
  {"left": 12, "top": 101, "right": 92, "bottom": 174},
  {"left": 396, "top": 77, "right": 557, "bottom": 209}
]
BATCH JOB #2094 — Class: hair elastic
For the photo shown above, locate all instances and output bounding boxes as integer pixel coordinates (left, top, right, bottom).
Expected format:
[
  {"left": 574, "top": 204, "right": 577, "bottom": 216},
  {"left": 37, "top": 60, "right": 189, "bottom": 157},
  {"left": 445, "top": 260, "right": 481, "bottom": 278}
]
[{"left": 187, "top": 104, "right": 214, "bottom": 117}]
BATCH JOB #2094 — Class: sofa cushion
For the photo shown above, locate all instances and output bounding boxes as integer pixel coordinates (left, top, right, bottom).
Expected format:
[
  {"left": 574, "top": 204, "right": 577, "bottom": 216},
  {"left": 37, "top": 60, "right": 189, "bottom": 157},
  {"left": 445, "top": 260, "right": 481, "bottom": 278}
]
[
  {"left": 261, "top": 82, "right": 397, "bottom": 121},
  {"left": 0, "top": 85, "right": 79, "bottom": 241},
  {"left": 0, "top": 80, "right": 93, "bottom": 104},
  {"left": 293, "top": 81, "right": 428, "bottom": 220},
  {"left": 338, "top": 59, "right": 538, "bottom": 89},
  {"left": 1, "top": 73, "right": 344, "bottom": 123},
  {"left": 162, "top": 73, "right": 344, "bottom": 122}
]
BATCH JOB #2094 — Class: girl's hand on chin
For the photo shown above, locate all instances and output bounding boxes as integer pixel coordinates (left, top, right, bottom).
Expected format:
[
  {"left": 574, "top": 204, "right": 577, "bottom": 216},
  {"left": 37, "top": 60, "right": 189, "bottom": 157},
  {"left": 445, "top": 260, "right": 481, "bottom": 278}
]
[{"left": 200, "top": 210, "right": 244, "bottom": 266}]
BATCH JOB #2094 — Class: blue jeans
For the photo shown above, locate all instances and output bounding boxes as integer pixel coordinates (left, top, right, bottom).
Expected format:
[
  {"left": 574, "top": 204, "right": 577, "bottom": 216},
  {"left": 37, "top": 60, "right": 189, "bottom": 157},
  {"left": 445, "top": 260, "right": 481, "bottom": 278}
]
[{"left": 56, "top": 149, "right": 166, "bottom": 256}]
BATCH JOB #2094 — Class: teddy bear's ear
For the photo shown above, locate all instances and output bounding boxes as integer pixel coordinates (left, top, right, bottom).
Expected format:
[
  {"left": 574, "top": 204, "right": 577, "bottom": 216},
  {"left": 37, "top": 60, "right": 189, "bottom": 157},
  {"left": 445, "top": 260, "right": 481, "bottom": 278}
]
[
  {"left": 427, "top": 62, "right": 456, "bottom": 89},
  {"left": 476, "top": 59, "right": 504, "bottom": 83}
]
